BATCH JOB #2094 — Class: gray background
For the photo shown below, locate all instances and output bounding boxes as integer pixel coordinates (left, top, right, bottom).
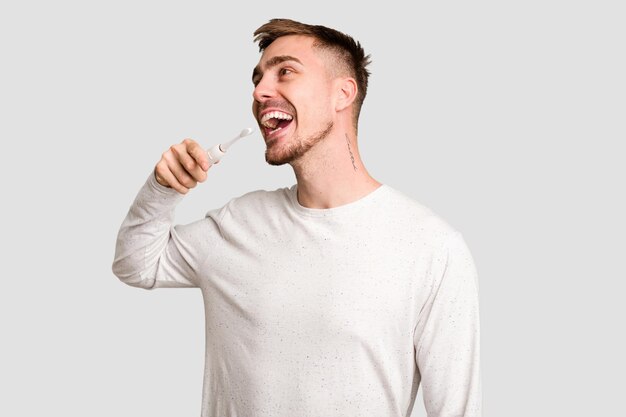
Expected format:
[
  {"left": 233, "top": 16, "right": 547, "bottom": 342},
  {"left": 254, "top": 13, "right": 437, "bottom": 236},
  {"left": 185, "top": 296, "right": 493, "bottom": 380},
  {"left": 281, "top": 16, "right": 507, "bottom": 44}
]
[{"left": 1, "top": 1, "right": 624, "bottom": 416}]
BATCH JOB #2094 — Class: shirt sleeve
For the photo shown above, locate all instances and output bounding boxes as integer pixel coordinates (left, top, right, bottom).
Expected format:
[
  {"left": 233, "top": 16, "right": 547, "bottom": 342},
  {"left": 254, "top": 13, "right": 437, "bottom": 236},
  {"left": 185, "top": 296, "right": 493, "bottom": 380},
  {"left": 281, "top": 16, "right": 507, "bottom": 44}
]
[
  {"left": 111, "top": 172, "right": 220, "bottom": 289},
  {"left": 414, "top": 231, "right": 482, "bottom": 417}
]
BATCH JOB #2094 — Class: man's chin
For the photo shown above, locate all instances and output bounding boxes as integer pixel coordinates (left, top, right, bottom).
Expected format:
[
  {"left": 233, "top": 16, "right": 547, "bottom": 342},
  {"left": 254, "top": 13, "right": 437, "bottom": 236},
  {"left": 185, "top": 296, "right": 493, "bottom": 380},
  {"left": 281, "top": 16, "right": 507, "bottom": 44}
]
[
  {"left": 265, "top": 148, "right": 295, "bottom": 166},
  {"left": 264, "top": 121, "right": 333, "bottom": 167},
  {"left": 264, "top": 135, "right": 297, "bottom": 166}
]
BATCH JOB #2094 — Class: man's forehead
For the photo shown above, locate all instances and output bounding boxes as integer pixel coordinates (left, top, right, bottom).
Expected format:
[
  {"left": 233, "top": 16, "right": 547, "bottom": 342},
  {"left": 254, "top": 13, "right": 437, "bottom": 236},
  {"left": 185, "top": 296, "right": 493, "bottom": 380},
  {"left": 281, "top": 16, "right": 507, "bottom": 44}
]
[{"left": 256, "top": 35, "right": 316, "bottom": 68}]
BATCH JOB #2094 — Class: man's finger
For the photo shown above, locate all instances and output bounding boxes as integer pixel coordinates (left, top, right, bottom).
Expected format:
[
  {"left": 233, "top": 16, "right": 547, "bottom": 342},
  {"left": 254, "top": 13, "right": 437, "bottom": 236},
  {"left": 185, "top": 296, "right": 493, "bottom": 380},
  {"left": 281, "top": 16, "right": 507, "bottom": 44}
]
[
  {"left": 164, "top": 152, "right": 197, "bottom": 190},
  {"left": 187, "top": 141, "right": 210, "bottom": 172},
  {"left": 171, "top": 143, "right": 207, "bottom": 182},
  {"left": 159, "top": 166, "right": 189, "bottom": 195}
]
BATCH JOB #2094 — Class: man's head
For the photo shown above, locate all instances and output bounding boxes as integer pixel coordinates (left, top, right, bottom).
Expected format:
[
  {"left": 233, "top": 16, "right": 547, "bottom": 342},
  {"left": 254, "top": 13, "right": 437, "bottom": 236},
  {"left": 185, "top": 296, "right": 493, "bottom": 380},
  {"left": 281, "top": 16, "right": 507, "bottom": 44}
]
[{"left": 251, "top": 19, "right": 371, "bottom": 166}]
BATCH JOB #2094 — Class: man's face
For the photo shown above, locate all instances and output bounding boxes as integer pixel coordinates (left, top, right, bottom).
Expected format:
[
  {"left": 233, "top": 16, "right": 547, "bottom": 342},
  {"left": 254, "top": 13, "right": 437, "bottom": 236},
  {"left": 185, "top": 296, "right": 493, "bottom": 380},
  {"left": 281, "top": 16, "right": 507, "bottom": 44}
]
[{"left": 252, "top": 35, "right": 336, "bottom": 165}]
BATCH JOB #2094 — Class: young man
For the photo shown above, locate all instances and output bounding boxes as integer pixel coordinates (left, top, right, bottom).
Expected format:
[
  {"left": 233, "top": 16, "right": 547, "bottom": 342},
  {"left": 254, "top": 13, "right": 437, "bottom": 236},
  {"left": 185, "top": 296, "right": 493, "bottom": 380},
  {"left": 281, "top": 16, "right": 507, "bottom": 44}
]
[{"left": 113, "top": 18, "right": 482, "bottom": 417}]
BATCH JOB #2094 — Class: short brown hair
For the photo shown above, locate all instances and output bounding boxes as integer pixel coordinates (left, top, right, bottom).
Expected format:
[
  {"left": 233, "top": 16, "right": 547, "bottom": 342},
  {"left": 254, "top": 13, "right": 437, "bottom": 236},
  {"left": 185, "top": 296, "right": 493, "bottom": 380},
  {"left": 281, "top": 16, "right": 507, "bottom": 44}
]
[{"left": 253, "top": 18, "right": 372, "bottom": 125}]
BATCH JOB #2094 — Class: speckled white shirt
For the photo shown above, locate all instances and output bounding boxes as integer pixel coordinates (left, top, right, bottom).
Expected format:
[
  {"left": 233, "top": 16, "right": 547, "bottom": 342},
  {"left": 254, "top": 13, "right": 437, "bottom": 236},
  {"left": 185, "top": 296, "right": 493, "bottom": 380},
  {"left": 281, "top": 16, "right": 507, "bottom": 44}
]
[{"left": 113, "top": 174, "right": 482, "bottom": 417}]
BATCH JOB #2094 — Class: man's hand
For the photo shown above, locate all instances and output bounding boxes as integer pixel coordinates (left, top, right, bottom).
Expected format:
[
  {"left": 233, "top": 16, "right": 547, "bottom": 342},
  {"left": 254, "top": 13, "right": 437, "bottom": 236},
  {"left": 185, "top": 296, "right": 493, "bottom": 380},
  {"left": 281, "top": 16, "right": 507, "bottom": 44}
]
[{"left": 154, "top": 138, "right": 211, "bottom": 194}]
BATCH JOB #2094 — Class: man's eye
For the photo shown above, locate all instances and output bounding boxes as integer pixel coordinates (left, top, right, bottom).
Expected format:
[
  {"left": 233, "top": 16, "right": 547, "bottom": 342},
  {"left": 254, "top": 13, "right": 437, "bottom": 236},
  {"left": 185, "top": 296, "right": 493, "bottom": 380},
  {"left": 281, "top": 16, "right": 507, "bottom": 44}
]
[{"left": 279, "top": 68, "right": 293, "bottom": 76}]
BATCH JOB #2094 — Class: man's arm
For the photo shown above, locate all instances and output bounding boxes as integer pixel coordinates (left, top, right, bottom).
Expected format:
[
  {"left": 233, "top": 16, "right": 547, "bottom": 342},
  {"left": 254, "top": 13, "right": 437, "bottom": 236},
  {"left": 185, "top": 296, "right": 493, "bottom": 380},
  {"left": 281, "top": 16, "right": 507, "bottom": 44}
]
[
  {"left": 112, "top": 138, "right": 213, "bottom": 289},
  {"left": 414, "top": 231, "right": 482, "bottom": 417}
]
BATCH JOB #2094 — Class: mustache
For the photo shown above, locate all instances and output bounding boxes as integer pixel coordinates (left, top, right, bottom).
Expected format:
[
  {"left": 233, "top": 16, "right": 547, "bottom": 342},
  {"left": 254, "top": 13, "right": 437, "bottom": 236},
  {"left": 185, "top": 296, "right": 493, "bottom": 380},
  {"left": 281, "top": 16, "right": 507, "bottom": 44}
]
[{"left": 257, "top": 100, "right": 296, "bottom": 118}]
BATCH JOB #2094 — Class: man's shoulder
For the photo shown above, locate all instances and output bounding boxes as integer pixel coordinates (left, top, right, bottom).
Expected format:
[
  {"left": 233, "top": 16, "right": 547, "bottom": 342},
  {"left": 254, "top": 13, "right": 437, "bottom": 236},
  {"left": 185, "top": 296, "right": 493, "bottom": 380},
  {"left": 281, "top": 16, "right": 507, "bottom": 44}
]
[
  {"left": 232, "top": 185, "right": 293, "bottom": 205},
  {"left": 216, "top": 184, "right": 294, "bottom": 215},
  {"left": 380, "top": 184, "right": 461, "bottom": 241}
]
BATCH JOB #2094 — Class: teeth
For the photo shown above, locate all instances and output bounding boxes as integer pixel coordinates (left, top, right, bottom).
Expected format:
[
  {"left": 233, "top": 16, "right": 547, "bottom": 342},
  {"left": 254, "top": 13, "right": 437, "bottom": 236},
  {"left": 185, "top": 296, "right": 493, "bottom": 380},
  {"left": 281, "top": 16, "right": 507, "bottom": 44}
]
[{"left": 260, "top": 111, "right": 293, "bottom": 128}]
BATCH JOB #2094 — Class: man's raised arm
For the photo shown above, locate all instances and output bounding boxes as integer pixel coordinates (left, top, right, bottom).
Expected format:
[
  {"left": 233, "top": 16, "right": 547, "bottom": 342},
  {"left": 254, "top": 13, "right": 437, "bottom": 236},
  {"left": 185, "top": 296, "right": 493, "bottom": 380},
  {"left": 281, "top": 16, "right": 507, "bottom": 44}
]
[{"left": 112, "top": 138, "right": 213, "bottom": 289}]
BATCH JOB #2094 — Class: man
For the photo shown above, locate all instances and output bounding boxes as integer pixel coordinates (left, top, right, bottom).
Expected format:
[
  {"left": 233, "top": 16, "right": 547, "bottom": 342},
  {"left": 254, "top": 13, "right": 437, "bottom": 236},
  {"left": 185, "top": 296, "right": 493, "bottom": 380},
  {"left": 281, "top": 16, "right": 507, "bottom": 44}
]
[{"left": 113, "top": 18, "right": 482, "bottom": 417}]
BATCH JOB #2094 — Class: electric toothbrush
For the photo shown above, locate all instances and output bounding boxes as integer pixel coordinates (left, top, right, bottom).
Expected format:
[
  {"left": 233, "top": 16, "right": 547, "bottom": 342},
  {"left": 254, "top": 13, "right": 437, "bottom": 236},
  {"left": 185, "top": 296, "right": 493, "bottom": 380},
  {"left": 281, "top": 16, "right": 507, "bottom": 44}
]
[{"left": 206, "top": 127, "right": 255, "bottom": 166}]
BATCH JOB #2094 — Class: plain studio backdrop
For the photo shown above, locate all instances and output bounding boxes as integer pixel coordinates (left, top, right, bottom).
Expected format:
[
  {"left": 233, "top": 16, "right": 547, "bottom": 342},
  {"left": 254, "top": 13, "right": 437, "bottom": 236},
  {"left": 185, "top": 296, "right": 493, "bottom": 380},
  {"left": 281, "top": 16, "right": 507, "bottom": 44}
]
[{"left": 1, "top": 1, "right": 623, "bottom": 416}]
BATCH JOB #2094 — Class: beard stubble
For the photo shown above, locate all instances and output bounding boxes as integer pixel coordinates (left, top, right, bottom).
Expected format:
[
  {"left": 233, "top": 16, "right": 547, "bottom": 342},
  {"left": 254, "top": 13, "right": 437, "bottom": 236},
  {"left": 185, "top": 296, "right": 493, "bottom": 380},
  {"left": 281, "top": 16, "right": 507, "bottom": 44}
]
[{"left": 265, "top": 121, "right": 334, "bottom": 166}]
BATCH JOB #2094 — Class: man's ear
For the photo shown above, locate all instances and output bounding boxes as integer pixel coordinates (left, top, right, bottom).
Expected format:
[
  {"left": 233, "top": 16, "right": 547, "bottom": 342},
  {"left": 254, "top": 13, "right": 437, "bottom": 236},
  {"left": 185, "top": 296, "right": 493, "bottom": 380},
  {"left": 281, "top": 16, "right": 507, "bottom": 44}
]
[{"left": 334, "top": 77, "right": 358, "bottom": 112}]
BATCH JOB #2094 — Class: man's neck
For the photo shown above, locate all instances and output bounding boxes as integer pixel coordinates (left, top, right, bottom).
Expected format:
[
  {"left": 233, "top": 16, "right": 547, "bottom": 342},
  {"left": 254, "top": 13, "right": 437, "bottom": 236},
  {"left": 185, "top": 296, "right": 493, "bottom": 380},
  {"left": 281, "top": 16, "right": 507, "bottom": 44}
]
[{"left": 290, "top": 131, "right": 381, "bottom": 209}]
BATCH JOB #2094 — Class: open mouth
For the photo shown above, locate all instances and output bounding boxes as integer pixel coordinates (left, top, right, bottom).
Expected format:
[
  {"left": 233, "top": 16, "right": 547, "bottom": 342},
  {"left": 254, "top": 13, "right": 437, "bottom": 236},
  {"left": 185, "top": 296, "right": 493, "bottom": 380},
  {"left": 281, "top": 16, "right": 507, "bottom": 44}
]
[{"left": 260, "top": 110, "right": 293, "bottom": 137}]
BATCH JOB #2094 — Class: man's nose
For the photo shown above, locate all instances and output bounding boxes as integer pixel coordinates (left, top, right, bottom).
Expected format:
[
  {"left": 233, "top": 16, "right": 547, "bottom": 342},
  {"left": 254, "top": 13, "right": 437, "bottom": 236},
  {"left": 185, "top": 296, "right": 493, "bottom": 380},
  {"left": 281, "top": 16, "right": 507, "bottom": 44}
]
[{"left": 252, "top": 75, "right": 276, "bottom": 103}]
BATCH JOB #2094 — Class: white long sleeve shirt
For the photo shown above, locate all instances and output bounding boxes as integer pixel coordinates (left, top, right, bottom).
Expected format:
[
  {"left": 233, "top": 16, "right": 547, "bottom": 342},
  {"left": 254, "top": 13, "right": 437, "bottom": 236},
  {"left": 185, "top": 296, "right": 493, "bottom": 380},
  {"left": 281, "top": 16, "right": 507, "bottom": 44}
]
[{"left": 112, "top": 174, "right": 482, "bottom": 417}]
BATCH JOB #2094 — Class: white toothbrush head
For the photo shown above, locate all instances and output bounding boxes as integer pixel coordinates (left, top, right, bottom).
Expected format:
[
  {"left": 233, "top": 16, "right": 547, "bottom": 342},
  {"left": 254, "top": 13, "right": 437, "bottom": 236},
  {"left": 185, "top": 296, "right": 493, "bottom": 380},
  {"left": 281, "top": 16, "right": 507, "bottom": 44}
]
[{"left": 239, "top": 127, "right": 255, "bottom": 138}]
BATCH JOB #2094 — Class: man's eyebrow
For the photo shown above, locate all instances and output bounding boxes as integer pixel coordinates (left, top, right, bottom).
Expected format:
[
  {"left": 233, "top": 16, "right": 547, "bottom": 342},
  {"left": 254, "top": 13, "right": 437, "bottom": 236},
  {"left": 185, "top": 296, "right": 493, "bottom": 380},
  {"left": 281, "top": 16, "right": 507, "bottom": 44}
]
[{"left": 252, "top": 55, "right": 303, "bottom": 83}]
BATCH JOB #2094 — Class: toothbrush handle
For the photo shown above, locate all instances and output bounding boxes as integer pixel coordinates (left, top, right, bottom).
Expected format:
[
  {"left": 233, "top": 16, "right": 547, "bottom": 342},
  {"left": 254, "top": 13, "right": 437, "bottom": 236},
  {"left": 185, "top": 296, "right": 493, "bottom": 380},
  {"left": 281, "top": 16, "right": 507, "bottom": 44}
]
[{"left": 206, "top": 144, "right": 225, "bottom": 165}]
